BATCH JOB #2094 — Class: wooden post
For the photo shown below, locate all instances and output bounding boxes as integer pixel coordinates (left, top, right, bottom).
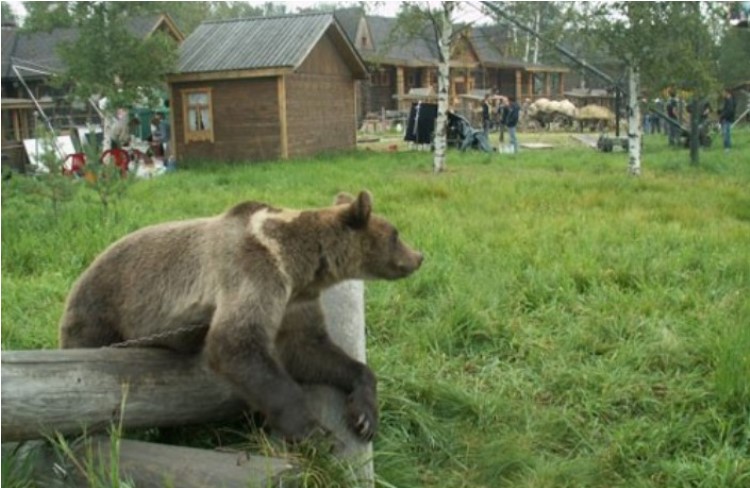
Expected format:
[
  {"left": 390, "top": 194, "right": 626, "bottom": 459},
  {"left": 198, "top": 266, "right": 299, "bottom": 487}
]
[
  {"left": 311, "top": 280, "right": 374, "bottom": 486},
  {"left": 527, "top": 71, "right": 533, "bottom": 100},
  {"left": 278, "top": 75, "right": 288, "bottom": 159},
  {"left": 396, "top": 67, "right": 405, "bottom": 112},
  {"left": 559, "top": 72, "right": 565, "bottom": 97},
  {"left": 515, "top": 70, "right": 522, "bottom": 101}
]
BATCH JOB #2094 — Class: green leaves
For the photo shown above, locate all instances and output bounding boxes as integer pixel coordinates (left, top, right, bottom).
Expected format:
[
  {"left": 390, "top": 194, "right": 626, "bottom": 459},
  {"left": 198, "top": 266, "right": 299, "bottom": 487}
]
[
  {"left": 56, "top": 3, "right": 178, "bottom": 113},
  {"left": 588, "top": 2, "right": 720, "bottom": 95}
]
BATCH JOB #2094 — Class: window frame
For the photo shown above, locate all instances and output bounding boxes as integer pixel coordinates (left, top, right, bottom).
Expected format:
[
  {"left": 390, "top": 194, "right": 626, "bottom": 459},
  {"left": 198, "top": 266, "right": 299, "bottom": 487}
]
[{"left": 181, "top": 87, "right": 214, "bottom": 143}]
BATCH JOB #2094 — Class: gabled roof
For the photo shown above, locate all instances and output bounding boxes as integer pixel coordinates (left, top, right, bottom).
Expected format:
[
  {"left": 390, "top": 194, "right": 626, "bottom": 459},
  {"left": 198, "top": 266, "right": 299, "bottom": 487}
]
[
  {"left": 470, "top": 26, "right": 526, "bottom": 69},
  {"left": 2, "top": 26, "right": 19, "bottom": 78},
  {"left": 7, "top": 26, "right": 78, "bottom": 75},
  {"left": 332, "top": 7, "right": 363, "bottom": 43},
  {"left": 1, "top": 14, "right": 183, "bottom": 80},
  {"left": 174, "top": 13, "right": 367, "bottom": 79},
  {"left": 334, "top": 10, "right": 437, "bottom": 66},
  {"left": 363, "top": 15, "right": 439, "bottom": 67},
  {"left": 334, "top": 9, "right": 568, "bottom": 73}
]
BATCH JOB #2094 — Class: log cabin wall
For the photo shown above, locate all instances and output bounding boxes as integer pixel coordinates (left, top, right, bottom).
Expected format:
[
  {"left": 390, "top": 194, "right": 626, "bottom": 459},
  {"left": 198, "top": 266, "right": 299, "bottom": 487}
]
[
  {"left": 366, "top": 65, "right": 397, "bottom": 114},
  {"left": 171, "top": 77, "right": 282, "bottom": 163},
  {"left": 285, "top": 31, "right": 357, "bottom": 159}
]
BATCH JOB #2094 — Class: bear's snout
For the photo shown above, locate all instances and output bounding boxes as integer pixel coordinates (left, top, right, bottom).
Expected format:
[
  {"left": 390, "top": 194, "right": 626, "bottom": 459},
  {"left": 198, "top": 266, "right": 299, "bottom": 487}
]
[{"left": 396, "top": 250, "right": 424, "bottom": 276}]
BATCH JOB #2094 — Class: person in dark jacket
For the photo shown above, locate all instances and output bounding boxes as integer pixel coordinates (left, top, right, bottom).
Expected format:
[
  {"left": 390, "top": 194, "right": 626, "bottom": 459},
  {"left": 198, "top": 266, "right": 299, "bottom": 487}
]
[
  {"left": 506, "top": 96, "right": 520, "bottom": 154},
  {"left": 719, "top": 89, "right": 736, "bottom": 151},
  {"left": 497, "top": 96, "right": 509, "bottom": 143},
  {"left": 481, "top": 94, "right": 491, "bottom": 137}
]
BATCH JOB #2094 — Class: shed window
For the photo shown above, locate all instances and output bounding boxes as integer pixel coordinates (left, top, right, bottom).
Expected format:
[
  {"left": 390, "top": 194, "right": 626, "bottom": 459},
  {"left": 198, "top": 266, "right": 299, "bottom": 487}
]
[{"left": 182, "top": 88, "right": 214, "bottom": 143}]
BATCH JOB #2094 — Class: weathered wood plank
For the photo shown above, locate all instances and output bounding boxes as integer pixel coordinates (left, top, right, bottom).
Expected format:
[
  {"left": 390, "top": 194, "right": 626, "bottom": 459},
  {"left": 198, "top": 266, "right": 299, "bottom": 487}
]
[
  {"left": 2, "top": 438, "right": 296, "bottom": 488},
  {"left": 1, "top": 348, "right": 245, "bottom": 442}
]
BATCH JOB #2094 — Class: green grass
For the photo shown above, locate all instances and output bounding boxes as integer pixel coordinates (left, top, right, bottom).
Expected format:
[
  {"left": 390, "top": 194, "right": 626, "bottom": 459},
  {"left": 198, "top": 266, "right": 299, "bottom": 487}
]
[{"left": 2, "top": 129, "right": 750, "bottom": 487}]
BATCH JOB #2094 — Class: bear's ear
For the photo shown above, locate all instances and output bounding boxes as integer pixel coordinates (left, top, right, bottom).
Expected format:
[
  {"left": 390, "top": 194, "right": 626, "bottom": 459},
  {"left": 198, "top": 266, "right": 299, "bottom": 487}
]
[
  {"left": 334, "top": 192, "right": 355, "bottom": 205},
  {"left": 340, "top": 191, "right": 372, "bottom": 229}
]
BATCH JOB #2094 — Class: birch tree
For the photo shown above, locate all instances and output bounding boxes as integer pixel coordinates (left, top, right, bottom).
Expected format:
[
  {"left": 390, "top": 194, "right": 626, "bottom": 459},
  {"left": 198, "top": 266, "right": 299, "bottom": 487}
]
[
  {"left": 395, "top": 1, "right": 458, "bottom": 173},
  {"left": 433, "top": 2, "right": 454, "bottom": 174}
]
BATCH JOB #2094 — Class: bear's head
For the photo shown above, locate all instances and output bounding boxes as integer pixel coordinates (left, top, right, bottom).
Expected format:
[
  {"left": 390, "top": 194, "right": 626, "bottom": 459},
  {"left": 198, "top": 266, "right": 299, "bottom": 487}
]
[{"left": 335, "top": 191, "right": 423, "bottom": 281}]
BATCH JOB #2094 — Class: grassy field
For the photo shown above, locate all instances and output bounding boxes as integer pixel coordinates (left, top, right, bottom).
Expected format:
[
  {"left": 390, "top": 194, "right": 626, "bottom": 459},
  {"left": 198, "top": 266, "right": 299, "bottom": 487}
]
[{"left": 2, "top": 129, "right": 749, "bottom": 487}]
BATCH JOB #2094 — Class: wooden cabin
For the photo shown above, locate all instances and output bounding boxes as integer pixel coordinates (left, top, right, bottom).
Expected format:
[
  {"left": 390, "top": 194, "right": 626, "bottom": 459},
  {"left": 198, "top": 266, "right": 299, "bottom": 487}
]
[
  {"left": 167, "top": 13, "right": 367, "bottom": 163},
  {"left": 333, "top": 8, "right": 568, "bottom": 122},
  {"left": 1, "top": 14, "right": 183, "bottom": 171}
]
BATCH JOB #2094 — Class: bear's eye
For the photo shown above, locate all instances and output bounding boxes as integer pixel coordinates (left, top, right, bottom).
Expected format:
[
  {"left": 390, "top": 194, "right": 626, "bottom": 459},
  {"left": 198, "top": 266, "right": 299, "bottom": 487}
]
[{"left": 390, "top": 230, "right": 399, "bottom": 246}]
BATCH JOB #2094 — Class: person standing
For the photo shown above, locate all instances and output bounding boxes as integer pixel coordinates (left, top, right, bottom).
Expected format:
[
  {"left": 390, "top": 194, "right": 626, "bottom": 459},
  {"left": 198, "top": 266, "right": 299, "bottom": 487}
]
[
  {"left": 150, "top": 115, "right": 163, "bottom": 157},
  {"left": 481, "top": 94, "right": 491, "bottom": 138},
  {"left": 159, "top": 112, "right": 171, "bottom": 159},
  {"left": 497, "top": 96, "right": 509, "bottom": 143},
  {"left": 506, "top": 96, "right": 520, "bottom": 154},
  {"left": 719, "top": 89, "right": 736, "bottom": 151},
  {"left": 666, "top": 90, "right": 679, "bottom": 146},
  {"left": 653, "top": 97, "right": 664, "bottom": 134}
]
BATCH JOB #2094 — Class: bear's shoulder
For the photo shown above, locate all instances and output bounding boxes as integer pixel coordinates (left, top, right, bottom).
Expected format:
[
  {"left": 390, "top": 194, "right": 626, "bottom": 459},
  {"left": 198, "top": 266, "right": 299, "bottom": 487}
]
[{"left": 225, "top": 201, "right": 280, "bottom": 219}]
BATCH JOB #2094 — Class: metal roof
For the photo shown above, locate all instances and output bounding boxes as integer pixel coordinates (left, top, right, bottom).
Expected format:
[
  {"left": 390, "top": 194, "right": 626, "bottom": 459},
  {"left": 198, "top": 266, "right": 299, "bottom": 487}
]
[
  {"left": 177, "top": 13, "right": 364, "bottom": 75},
  {"left": 1, "top": 15, "right": 182, "bottom": 80}
]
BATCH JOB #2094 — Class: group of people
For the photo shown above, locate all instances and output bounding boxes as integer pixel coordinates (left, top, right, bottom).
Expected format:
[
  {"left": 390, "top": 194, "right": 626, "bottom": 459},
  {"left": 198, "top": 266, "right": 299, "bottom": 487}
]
[
  {"left": 647, "top": 89, "right": 737, "bottom": 152},
  {"left": 482, "top": 94, "right": 520, "bottom": 154},
  {"left": 106, "top": 104, "right": 171, "bottom": 159}
]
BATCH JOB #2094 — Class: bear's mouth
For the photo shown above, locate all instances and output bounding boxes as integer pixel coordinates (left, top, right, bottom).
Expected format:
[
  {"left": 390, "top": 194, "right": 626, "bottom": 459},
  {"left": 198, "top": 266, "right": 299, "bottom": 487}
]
[{"left": 391, "top": 252, "right": 424, "bottom": 278}]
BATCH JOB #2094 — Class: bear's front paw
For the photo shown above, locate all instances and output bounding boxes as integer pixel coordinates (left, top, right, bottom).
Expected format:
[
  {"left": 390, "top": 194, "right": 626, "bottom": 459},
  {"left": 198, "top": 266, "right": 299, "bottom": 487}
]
[{"left": 346, "top": 384, "right": 378, "bottom": 442}]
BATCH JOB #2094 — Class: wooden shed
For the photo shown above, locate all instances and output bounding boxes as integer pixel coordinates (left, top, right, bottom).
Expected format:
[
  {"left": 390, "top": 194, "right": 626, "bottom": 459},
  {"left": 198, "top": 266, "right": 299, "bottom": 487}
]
[{"left": 167, "top": 13, "right": 368, "bottom": 163}]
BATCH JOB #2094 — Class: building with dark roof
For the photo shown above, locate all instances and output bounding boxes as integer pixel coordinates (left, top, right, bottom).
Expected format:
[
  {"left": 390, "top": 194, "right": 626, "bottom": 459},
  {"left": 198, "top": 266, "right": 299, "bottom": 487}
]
[
  {"left": 2, "top": 13, "right": 183, "bottom": 96},
  {"left": 167, "top": 13, "right": 367, "bottom": 162},
  {"left": 1, "top": 14, "right": 183, "bottom": 171},
  {"left": 333, "top": 8, "right": 569, "bottom": 120}
]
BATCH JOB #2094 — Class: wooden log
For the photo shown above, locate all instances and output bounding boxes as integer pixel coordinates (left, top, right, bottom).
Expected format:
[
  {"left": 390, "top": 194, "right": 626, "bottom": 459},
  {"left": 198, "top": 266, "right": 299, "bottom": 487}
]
[
  {"left": 1, "top": 347, "right": 245, "bottom": 442},
  {"left": 2, "top": 438, "right": 295, "bottom": 488}
]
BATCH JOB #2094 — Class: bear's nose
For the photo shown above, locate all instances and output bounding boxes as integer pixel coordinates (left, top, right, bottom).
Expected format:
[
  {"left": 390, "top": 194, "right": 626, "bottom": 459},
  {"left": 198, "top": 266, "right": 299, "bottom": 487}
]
[{"left": 415, "top": 252, "right": 424, "bottom": 268}]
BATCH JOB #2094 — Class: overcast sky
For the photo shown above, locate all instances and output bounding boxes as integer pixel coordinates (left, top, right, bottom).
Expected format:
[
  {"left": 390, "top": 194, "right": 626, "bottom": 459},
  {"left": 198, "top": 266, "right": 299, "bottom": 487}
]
[{"left": 5, "top": 1, "right": 491, "bottom": 24}]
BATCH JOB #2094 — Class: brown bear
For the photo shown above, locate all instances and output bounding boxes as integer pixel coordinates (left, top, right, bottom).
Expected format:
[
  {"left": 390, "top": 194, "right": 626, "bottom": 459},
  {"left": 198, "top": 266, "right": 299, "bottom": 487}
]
[{"left": 59, "top": 191, "right": 423, "bottom": 442}]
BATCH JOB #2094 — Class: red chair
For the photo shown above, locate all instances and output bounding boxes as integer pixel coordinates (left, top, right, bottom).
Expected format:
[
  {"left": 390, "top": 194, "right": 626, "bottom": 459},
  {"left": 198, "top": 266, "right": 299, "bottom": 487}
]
[
  {"left": 62, "top": 153, "right": 86, "bottom": 177},
  {"left": 99, "top": 149, "right": 130, "bottom": 177}
]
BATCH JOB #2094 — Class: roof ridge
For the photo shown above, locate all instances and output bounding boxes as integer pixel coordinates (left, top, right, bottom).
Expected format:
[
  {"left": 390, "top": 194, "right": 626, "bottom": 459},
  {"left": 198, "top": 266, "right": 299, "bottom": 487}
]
[{"left": 200, "top": 11, "right": 333, "bottom": 26}]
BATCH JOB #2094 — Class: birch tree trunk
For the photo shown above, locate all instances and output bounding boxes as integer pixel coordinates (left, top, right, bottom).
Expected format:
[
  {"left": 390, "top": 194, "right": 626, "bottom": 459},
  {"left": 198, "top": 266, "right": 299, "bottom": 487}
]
[
  {"left": 433, "top": 2, "right": 453, "bottom": 174},
  {"left": 524, "top": 32, "right": 531, "bottom": 63},
  {"left": 627, "top": 64, "right": 642, "bottom": 176},
  {"left": 532, "top": 11, "right": 541, "bottom": 64}
]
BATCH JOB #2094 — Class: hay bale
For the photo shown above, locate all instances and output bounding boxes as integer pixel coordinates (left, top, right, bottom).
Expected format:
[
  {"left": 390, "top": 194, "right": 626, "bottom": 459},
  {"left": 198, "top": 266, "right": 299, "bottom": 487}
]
[{"left": 577, "top": 104, "right": 615, "bottom": 121}]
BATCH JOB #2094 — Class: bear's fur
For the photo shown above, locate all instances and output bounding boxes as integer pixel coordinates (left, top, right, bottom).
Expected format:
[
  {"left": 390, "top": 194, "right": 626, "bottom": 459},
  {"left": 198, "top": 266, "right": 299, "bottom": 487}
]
[{"left": 59, "top": 191, "right": 423, "bottom": 441}]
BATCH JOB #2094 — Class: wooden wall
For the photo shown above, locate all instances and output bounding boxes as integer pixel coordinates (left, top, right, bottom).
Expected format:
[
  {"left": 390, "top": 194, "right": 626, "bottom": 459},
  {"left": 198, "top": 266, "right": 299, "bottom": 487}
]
[
  {"left": 365, "top": 65, "right": 398, "bottom": 114},
  {"left": 285, "top": 31, "right": 357, "bottom": 159},
  {"left": 171, "top": 77, "right": 282, "bottom": 163},
  {"left": 171, "top": 29, "right": 360, "bottom": 163}
]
